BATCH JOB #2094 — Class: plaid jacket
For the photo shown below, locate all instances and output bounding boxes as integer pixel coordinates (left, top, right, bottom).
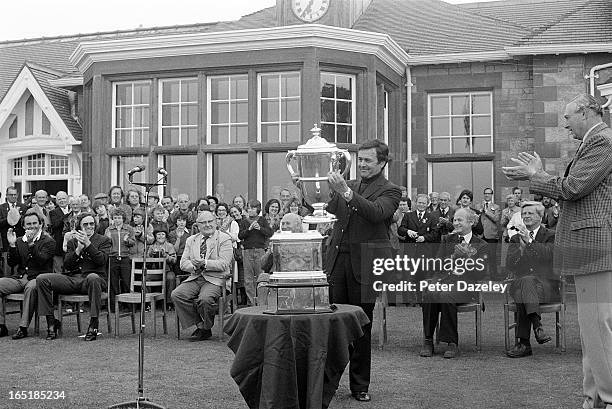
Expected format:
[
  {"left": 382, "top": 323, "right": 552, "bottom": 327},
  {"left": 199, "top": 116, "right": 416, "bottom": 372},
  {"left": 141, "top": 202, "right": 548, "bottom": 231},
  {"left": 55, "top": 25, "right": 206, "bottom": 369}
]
[{"left": 530, "top": 122, "right": 612, "bottom": 276}]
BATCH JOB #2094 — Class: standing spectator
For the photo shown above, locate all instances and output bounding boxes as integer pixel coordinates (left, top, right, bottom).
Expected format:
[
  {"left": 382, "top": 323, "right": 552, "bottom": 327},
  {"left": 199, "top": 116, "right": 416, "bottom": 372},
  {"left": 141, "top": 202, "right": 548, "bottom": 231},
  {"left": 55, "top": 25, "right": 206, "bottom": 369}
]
[
  {"left": 238, "top": 200, "right": 273, "bottom": 306},
  {"left": 207, "top": 195, "right": 219, "bottom": 213},
  {"left": 428, "top": 192, "right": 440, "bottom": 213},
  {"left": 0, "top": 209, "right": 55, "bottom": 339},
  {"left": 503, "top": 94, "right": 612, "bottom": 409},
  {"left": 512, "top": 186, "right": 523, "bottom": 205},
  {"left": 456, "top": 189, "right": 483, "bottom": 235},
  {"left": 168, "top": 214, "right": 190, "bottom": 275},
  {"left": 541, "top": 196, "right": 559, "bottom": 231},
  {"left": 79, "top": 194, "right": 93, "bottom": 214},
  {"left": 160, "top": 196, "right": 175, "bottom": 222},
  {"left": 279, "top": 188, "right": 292, "bottom": 215},
  {"left": 431, "top": 192, "right": 455, "bottom": 237},
  {"left": 38, "top": 213, "right": 111, "bottom": 341},
  {"left": 391, "top": 196, "right": 411, "bottom": 245},
  {"left": 146, "top": 205, "right": 169, "bottom": 244},
  {"left": 49, "top": 191, "right": 70, "bottom": 274},
  {"left": 1, "top": 186, "right": 28, "bottom": 276},
  {"left": 130, "top": 209, "right": 146, "bottom": 259},
  {"left": 325, "top": 139, "right": 401, "bottom": 402},
  {"left": 125, "top": 188, "right": 144, "bottom": 216},
  {"left": 263, "top": 199, "right": 282, "bottom": 232},
  {"left": 31, "top": 190, "right": 51, "bottom": 230},
  {"left": 216, "top": 203, "right": 239, "bottom": 242},
  {"left": 479, "top": 187, "right": 501, "bottom": 279},
  {"left": 107, "top": 186, "right": 132, "bottom": 223},
  {"left": 93, "top": 192, "right": 109, "bottom": 206},
  {"left": 232, "top": 195, "right": 248, "bottom": 217},
  {"left": 105, "top": 208, "right": 135, "bottom": 310},
  {"left": 229, "top": 205, "right": 246, "bottom": 305},
  {"left": 93, "top": 200, "right": 110, "bottom": 235},
  {"left": 168, "top": 194, "right": 196, "bottom": 231}
]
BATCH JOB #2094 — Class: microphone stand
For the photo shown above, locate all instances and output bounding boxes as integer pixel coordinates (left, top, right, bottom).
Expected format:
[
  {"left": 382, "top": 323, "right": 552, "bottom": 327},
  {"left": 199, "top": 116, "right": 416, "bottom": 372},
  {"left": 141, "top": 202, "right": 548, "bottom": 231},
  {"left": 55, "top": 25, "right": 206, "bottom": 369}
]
[{"left": 108, "top": 173, "right": 166, "bottom": 409}]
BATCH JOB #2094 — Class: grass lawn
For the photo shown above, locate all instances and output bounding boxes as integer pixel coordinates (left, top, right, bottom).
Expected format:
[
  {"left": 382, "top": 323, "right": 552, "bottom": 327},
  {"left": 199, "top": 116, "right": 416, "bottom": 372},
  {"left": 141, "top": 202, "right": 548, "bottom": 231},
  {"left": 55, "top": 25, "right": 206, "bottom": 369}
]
[{"left": 0, "top": 292, "right": 583, "bottom": 409}]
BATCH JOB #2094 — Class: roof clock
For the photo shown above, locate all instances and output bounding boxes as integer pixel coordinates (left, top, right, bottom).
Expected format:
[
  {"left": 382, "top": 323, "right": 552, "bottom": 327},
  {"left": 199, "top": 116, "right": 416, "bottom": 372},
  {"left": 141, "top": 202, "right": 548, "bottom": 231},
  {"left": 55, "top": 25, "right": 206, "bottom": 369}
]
[{"left": 291, "top": 0, "right": 331, "bottom": 23}]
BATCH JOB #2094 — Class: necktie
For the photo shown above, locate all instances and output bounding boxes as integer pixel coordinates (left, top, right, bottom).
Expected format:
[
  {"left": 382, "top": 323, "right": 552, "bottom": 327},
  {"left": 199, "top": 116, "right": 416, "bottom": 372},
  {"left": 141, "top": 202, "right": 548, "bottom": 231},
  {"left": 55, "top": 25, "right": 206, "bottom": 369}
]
[
  {"left": 529, "top": 231, "right": 534, "bottom": 242},
  {"left": 200, "top": 237, "right": 207, "bottom": 258},
  {"left": 485, "top": 203, "right": 489, "bottom": 211},
  {"left": 418, "top": 212, "right": 423, "bottom": 222},
  {"left": 459, "top": 236, "right": 465, "bottom": 243}
]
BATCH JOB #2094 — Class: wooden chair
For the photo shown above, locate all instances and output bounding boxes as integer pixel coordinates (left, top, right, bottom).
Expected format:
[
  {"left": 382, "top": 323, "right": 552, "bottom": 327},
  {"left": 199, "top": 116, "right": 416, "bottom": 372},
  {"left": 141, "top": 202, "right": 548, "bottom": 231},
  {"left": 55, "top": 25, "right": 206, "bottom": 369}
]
[
  {"left": 504, "top": 276, "right": 566, "bottom": 352},
  {"left": 115, "top": 258, "right": 167, "bottom": 337},
  {"left": 1, "top": 292, "right": 40, "bottom": 335},
  {"left": 57, "top": 261, "right": 112, "bottom": 336},
  {"left": 374, "top": 291, "right": 389, "bottom": 350},
  {"left": 175, "top": 274, "right": 233, "bottom": 340},
  {"left": 434, "top": 291, "right": 485, "bottom": 352}
]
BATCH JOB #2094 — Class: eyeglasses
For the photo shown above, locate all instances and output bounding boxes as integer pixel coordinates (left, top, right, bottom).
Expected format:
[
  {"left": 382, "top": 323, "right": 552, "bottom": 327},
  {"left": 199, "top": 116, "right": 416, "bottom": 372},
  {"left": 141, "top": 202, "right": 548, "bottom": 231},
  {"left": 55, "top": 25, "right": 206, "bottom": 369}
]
[
  {"left": 196, "top": 220, "right": 216, "bottom": 225},
  {"left": 81, "top": 222, "right": 95, "bottom": 227}
]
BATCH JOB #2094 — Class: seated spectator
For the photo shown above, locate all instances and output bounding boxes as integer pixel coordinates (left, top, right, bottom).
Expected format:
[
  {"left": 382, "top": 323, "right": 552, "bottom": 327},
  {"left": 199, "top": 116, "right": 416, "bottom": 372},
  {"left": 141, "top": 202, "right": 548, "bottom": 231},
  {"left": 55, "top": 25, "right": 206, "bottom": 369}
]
[
  {"left": 38, "top": 213, "right": 111, "bottom": 341},
  {"left": 280, "top": 213, "right": 303, "bottom": 233},
  {"left": 105, "top": 208, "right": 135, "bottom": 310},
  {"left": 0, "top": 210, "right": 55, "bottom": 339},
  {"left": 505, "top": 201, "right": 557, "bottom": 358},
  {"left": 147, "top": 228, "right": 176, "bottom": 307},
  {"left": 130, "top": 209, "right": 146, "bottom": 259},
  {"left": 420, "top": 208, "right": 488, "bottom": 359},
  {"left": 192, "top": 204, "right": 211, "bottom": 235},
  {"left": 107, "top": 186, "right": 132, "bottom": 223},
  {"left": 264, "top": 199, "right": 282, "bottom": 232},
  {"left": 171, "top": 211, "right": 233, "bottom": 341}
]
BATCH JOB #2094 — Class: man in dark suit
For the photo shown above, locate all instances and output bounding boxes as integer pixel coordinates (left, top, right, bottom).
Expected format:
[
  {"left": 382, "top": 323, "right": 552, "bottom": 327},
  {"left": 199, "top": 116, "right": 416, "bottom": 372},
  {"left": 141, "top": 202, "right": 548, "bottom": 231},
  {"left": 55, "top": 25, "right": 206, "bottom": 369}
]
[
  {"left": 505, "top": 201, "right": 557, "bottom": 357},
  {"left": 503, "top": 94, "right": 612, "bottom": 408},
  {"left": 0, "top": 186, "right": 28, "bottom": 276},
  {"left": 49, "top": 191, "right": 70, "bottom": 274},
  {"left": 398, "top": 194, "right": 440, "bottom": 245},
  {"left": 431, "top": 191, "right": 455, "bottom": 237},
  {"left": 0, "top": 209, "right": 55, "bottom": 339},
  {"left": 420, "top": 207, "right": 488, "bottom": 359},
  {"left": 326, "top": 139, "right": 401, "bottom": 402},
  {"left": 37, "top": 213, "right": 111, "bottom": 341}
]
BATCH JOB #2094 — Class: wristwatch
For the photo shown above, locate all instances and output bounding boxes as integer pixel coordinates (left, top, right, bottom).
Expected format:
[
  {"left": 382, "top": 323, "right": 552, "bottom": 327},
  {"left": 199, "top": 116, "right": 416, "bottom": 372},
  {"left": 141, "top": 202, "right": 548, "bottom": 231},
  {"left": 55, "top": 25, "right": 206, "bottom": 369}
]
[{"left": 343, "top": 189, "right": 352, "bottom": 200}]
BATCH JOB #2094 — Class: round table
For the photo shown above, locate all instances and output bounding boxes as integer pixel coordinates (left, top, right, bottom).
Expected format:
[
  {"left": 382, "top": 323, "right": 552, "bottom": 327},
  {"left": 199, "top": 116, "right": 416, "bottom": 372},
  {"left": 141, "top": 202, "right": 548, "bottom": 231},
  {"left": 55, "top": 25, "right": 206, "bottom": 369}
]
[{"left": 224, "top": 304, "right": 370, "bottom": 409}]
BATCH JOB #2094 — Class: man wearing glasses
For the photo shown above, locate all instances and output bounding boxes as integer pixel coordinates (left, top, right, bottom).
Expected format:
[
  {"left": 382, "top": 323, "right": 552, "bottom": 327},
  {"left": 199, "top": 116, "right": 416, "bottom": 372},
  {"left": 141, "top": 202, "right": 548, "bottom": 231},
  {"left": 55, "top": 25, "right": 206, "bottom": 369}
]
[
  {"left": 37, "top": 213, "right": 111, "bottom": 341},
  {"left": 172, "top": 211, "right": 233, "bottom": 341}
]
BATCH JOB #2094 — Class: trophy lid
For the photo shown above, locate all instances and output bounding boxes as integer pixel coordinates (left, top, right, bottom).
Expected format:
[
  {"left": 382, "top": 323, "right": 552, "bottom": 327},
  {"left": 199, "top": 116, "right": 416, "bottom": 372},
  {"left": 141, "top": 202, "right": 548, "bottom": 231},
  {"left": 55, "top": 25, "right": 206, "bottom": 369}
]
[
  {"left": 270, "top": 230, "right": 323, "bottom": 242},
  {"left": 295, "top": 124, "right": 339, "bottom": 153}
]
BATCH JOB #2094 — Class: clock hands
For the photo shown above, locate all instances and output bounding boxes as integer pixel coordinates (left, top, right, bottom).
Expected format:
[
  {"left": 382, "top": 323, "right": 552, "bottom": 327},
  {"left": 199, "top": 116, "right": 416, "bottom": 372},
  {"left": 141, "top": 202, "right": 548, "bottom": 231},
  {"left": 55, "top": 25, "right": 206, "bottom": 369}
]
[{"left": 303, "top": 0, "right": 315, "bottom": 18}]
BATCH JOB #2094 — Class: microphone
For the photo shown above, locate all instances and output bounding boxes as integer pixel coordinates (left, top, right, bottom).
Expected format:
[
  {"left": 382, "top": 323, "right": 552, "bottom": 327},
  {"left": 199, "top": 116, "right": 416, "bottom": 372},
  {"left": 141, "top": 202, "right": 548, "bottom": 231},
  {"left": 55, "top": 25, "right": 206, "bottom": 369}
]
[
  {"left": 127, "top": 165, "right": 146, "bottom": 176},
  {"left": 157, "top": 167, "right": 168, "bottom": 176}
]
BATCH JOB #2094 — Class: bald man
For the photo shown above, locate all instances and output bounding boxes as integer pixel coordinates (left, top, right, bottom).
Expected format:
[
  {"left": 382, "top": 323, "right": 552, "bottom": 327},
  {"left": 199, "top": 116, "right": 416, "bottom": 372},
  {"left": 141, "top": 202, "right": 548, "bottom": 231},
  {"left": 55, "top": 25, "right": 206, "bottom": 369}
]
[{"left": 280, "top": 213, "right": 303, "bottom": 233}]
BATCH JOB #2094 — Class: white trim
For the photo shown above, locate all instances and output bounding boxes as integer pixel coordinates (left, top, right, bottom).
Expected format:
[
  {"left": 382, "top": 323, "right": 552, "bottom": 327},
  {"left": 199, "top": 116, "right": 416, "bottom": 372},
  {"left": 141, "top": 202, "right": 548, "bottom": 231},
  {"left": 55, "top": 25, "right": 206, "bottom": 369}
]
[
  {"left": 206, "top": 153, "right": 213, "bottom": 196},
  {"left": 158, "top": 77, "right": 199, "bottom": 146},
  {"left": 70, "top": 24, "right": 411, "bottom": 76},
  {"left": 256, "top": 151, "right": 263, "bottom": 202},
  {"left": 320, "top": 72, "right": 356, "bottom": 144},
  {"left": 257, "top": 71, "right": 301, "bottom": 143},
  {"left": 47, "top": 77, "right": 84, "bottom": 88},
  {"left": 383, "top": 89, "right": 389, "bottom": 179},
  {"left": 408, "top": 51, "right": 510, "bottom": 65},
  {"left": 206, "top": 74, "right": 249, "bottom": 145},
  {"left": 111, "top": 80, "right": 151, "bottom": 148},
  {"left": 0, "top": 66, "right": 80, "bottom": 146}
]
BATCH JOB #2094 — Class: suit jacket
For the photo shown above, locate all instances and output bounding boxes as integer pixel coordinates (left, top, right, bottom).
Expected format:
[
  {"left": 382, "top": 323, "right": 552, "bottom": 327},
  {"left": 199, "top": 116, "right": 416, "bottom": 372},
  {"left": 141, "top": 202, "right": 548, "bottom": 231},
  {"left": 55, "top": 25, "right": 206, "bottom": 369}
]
[
  {"left": 478, "top": 201, "right": 501, "bottom": 240},
  {"left": 541, "top": 207, "right": 559, "bottom": 231},
  {"left": 180, "top": 230, "right": 233, "bottom": 288},
  {"left": 530, "top": 122, "right": 612, "bottom": 276},
  {"left": 431, "top": 206, "right": 456, "bottom": 237},
  {"left": 0, "top": 202, "right": 27, "bottom": 250},
  {"left": 397, "top": 210, "right": 440, "bottom": 243},
  {"left": 64, "top": 233, "right": 111, "bottom": 279},
  {"left": 434, "top": 233, "right": 489, "bottom": 283},
  {"left": 326, "top": 172, "right": 401, "bottom": 301},
  {"left": 50, "top": 206, "right": 69, "bottom": 256},
  {"left": 7, "top": 232, "right": 56, "bottom": 279}
]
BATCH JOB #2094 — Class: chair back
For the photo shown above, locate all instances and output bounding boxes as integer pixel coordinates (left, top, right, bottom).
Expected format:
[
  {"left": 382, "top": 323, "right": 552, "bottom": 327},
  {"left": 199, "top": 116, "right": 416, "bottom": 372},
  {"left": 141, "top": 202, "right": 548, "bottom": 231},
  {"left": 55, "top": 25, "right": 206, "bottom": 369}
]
[{"left": 130, "top": 257, "right": 166, "bottom": 297}]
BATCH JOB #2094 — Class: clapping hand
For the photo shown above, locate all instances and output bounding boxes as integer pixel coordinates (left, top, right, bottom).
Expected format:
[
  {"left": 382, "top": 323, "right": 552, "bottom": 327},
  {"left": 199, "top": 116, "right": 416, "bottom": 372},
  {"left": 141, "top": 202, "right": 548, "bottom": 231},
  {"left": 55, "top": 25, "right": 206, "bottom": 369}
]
[
  {"left": 502, "top": 152, "right": 543, "bottom": 180},
  {"left": 7, "top": 228, "right": 17, "bottom": 246},
  {"left": 328, "top": 170, "right": 349, "bottom": 194},
  {"left": 250, "top": 221, "right": 260, "bottom": 230}
]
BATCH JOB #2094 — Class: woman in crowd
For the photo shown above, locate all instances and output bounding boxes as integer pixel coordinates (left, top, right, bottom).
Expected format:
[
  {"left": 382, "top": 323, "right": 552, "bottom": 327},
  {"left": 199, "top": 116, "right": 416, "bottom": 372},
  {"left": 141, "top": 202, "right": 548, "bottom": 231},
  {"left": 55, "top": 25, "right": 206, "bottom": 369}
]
[
  {"left": 192, "top": 197, "right": 209, "bottom": 212},
  {"left": 216, "top": 203, "right": 239, "bottom": 242},
  {"left": 147, "top": 228, "right": 176, "bottom": 307},
  {"left": 264, "top": 199, "right": 282, "bottom": 232},
  {"left": 455, "top": 189, "right": 483, "bottom": 235},
  {"left": 108, "top": 185, "right": 132, "bottom": 223},
  {"left": 125, "top": 188, "right": 144, "bottom": 216},
  {"left": 229, "top": 205, "right": 247, "bottom": 305},
  {"left": 500, "top": 193, "right": 521, "bottom": 274},
  {"left": 207, "top": 195, "right": 219, "bottom": 213}
]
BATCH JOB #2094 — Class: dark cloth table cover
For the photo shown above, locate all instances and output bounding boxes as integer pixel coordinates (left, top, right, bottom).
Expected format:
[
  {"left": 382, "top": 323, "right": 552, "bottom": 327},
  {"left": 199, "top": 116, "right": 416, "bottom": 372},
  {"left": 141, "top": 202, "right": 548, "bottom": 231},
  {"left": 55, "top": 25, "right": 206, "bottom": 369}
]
[{"left": 224, "top": 304, "right": 370, "bottom": 409}]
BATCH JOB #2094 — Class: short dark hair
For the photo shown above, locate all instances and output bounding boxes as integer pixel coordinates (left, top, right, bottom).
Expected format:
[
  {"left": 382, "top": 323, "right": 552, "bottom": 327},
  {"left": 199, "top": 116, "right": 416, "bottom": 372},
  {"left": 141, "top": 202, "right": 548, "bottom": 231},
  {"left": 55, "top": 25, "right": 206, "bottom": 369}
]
[
  {"left": 247, "top": 199, "right": 262, "bottom": 214},
  {"left": 206, "top": 195, "right": 219, "bottom": 205},
  {"left": 197, "top": 203, "right": 210, "bottom": 212},
  {"left": 92, "top": 200, "right": 106, "bottom": 211},
  {"left": 358, "top": 139, "right": 390, "bottom": 164},
  {"left": 215, "top": 202, "right": 229, "bottom": 216},
  {"left": 76, "top": 212, "right": 97, "bottom": 230},
  {"left": 457, "top": 189, "right": 473, "bottom": 203},
  {"left": 22, "top": 208, "right": 45, "bottom": 226},
  {"left": 483, "top": 188, "right": 493, "bottom": 194},
  {"left": 264, "top": 198, "right": 281, "bottom": 215},
  {"left": 111, "top": 208, "right": 128, "bottom": 222}
]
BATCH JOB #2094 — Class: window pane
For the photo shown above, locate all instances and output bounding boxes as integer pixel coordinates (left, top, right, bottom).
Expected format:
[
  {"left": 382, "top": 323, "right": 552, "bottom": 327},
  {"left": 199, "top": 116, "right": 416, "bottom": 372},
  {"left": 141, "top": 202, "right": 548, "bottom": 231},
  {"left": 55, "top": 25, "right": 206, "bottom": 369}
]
[
  {"left": 133, "top": 129, "right": 149, "bottom": 146},
  {"left": 232, "top": 102, "right": 248, "bottom": 123},
  {"left": 116, "top": 130, "right": 131, "bottom": 147},
  {"left": 41, "top": 113, "right": 51, "bottom": 135},
  {"left": 451, "top": 95, "right": 469, "bottom": 115},
  {"left": 210, "top": 126, "right": 228, "bottom": 144},
  {"left": 184, "top": 128, "right": 199, "bottom": 145},
  {"left": 282, "top": 99, "right": 300, "bottom": 121},
  {"left": 451, "top": 117, "right": 469, "bottom": 136},
  {"left": 321, "top": 75, "right": 334, "bottom": 98},
  {"left": 261, "top": 100, "right": 279, "bottom": 122},
  {"left": 134, "top": 107, "right": 149, "bottom": 127},
  {"left": 336, "top": 101, "right": 351, "bottom": 124},
  {"left": 282, "top": 74, "right": 300, "bottom": 97},
  {"left": 211, "top": 102, "right": 229, "bottom": 123},
  {"left": 116, "top": 107, "right": 132, "bottom": 128},
  {"left": 321, "top": 124, "right": 335, "bottom": 141},
  {"left": 233, "top": 77, "right": 248, "bottom": 99},
  {"left": 473, "top": 137, "right": 491, "bottom": 153},
  {"left": 231, "top": 125, "right": 248, "bottom": 144},
  {"left": 181, "top": 105, "right": 198, "bottom": 126},
  {"left": 472, "top": 95, "right": 490, "bottom": 114},
  {"left": 182, "top": 80, "right": 198, "bottom": 102},
  {"left": 117, "top": 155, "right": 148, "bottom": 186},
  {"left": 282, "top": 124, "right": 300, "bottom": 142},
  {"left": 162, "top": 105, "right": 179, "bottom": 126},
  {"left": 261, "top": 124, "right": 279, "bottom": 142},
  {"left": 431, "top": 96, "right": 448, "bottom": 116},
  {"left": 452, "top": 137, "right": 471, "bottom": 153},
  {"left": 336, "top": 76, "right": 352, "bottom": 100},
  {"left": 213, "top": 153, "right": 249, "bottom": 203},
  {"left": 162, "top": 155, "right": 198, "bottom": 200},
  {"left": 261, "top": 76, "right": 279, "bottom": 98},
  {"left": 337, "top": 125, "right": 351, "bottom": 143},
  {"left": 263, "top": 152, "right": 300, "bottom": 205},
  {"left": 116, "top": 84, "right": 132, "bottom": 105},
  {"left": 162, "top": 128, "right": 179, "bottom": 146},
  {"left": 431, "top": 138, "right": 450, "bottom": 154},
  {"left": 431, "top": 118, "right": 449, "bottom": 136},
  {"left": 133, "top": 83, "right": 150, "bottom": 104},
  {"left": 321, "top": 100, "right": 335, "bottom": 122},
  {"left": 162, "top": 81, "right": 180, "bottom": 103},
  {"left": 211, "top": 78, "right": 229, "bottom": 100},
  {"left": 431, "top": 161, "right": 492, "bottom": 204},
  {"left": 472, "top": 116, "right": 491, "bottom": 135}
]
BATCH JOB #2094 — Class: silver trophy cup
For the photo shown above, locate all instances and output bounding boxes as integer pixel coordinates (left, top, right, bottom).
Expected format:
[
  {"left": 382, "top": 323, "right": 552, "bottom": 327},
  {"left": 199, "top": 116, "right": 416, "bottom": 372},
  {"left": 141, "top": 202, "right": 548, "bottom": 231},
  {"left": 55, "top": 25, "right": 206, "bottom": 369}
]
[{"left": 286, "top": 125, "right": 352, "bottom": 223}]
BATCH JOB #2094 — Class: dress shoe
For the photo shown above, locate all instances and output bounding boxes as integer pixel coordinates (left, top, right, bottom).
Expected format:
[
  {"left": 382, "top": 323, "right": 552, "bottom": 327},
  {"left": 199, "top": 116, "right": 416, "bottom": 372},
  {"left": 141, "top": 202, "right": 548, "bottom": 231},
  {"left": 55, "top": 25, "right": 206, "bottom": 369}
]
[
  {"left": 12, "top": 327, "right": 28, "bottom": 340},
  {"left": 189, "top": 328, "right": 212, "bottom": 341},
  {"left": 443, "top": 343, "right": 458, "bottom": 359},
  {"left": 46, "top": 319, "right": 61, "bottom": 340},
  {"left": 506, "top": 343, "right": 533, "bottom": 358},
  {"left": 419, "top": 339, "right": 434, "bottom": 357},
  {"left": 351, "top": 392, "right": 371, "bottom": 402},
  {"left": 534, "top": 326, "right": 551, "bottom": 344},
  {"left": 0, "top": 324, "right": 8, "bottom": 337},
  {"left": 84, "top": 327, "right": 98, "bottom": 341}
]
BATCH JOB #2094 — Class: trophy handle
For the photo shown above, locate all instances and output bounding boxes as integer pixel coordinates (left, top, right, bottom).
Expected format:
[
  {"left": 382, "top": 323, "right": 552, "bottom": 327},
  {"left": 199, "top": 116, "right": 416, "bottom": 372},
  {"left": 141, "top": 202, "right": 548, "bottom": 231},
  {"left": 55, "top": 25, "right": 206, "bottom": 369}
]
[
  {"left": 332, "top": 150, "right": 352, "bottom": 177},
  {"left": 286, "top": 151, "right": 298, "bottom": 178}
]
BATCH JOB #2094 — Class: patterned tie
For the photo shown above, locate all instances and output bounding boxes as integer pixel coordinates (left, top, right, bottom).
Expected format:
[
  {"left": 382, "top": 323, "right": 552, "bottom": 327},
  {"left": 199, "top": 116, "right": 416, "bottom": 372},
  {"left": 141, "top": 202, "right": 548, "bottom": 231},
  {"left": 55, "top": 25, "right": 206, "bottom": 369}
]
[
  {"left": 200, "top": 236, "right": 207, "bottom": 258},
  {"left": 529, "top": 231, "right": 534, "bottom": 242},
  {"left": 460, "top": 235, "right": 465, "bottom": 243},
  {"left": 418, "top": 212, "right": 424, "bottom": 222}
]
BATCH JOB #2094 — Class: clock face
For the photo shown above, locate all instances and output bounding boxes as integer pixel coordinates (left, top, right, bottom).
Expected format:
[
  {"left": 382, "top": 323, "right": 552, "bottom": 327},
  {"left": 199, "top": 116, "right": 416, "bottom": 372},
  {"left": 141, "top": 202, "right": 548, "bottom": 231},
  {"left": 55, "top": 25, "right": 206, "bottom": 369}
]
[{"left": 291, "top": 0, "right": 331, "bottom": 23}]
